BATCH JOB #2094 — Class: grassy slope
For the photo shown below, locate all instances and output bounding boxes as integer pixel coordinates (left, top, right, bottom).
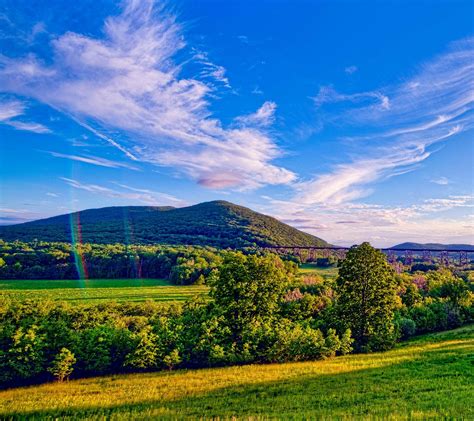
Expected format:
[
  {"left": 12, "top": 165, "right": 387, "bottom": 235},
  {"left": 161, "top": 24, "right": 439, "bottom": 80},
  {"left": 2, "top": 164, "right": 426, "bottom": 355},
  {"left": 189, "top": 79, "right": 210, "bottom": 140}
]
[
  {"left": 0, "top": 279, "right": 208, "bottom": 304},
  {"left": 1, "top": 325, "right": 472, "bottom": 420}
]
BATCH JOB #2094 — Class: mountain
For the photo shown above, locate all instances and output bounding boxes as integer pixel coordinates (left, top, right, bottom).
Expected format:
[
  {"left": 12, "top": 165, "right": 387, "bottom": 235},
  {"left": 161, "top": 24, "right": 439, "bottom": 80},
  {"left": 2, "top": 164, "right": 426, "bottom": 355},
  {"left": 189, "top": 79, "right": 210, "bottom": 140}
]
[
  {"left": 0, "top": 201, "right": 329, "bottom": 248},
  {"left": 391, "top": 242, "right": 474, "bottom": 251}
]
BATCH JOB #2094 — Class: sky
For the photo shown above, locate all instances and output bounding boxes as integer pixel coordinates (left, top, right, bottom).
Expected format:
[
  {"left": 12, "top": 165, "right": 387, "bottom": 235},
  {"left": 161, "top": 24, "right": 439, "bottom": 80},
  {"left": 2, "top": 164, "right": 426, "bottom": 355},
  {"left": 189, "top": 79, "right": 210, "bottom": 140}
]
[{"left": 0, "top": 0, "right": 473, "bottom": 247}]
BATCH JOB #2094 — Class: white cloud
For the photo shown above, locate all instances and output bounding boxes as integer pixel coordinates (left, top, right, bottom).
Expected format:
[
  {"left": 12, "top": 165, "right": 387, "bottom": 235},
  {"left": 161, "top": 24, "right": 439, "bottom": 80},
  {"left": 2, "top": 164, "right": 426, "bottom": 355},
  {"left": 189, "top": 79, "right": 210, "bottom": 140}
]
[
  {"left": 0, "top": 1, "right": 293, "bottom": 190},
  {"left": 344, "top": 65, "right": 358, "bottom": 74},
  {"left": 431, "top": 176, "right": 450, "bottom": 185},
  {"left": 61, "top": 177, "right": 184, "bottom": 206},
  {"left": 302, "top": 38, "right": 474, "bottom": 206},
  {"left": 193, "top": 49, "right": 231, "bottom": 88},
  {"left": 0, "top": 99, "right": 50, "bottom": 133},
  {"left": 313, "top": 85, "right": 390, "bottom": 110},
  {"left": 252, "top": 86, "right": 263, "bottom": 95},
  {"left": 235, "top": 101, "right": 277, "bottom": 127},
  {"left": 47, "top": 151, "right": 139, "bottom": 170},
  {"left": 260, "top": 195, "right": 474, "bottom": 247}
]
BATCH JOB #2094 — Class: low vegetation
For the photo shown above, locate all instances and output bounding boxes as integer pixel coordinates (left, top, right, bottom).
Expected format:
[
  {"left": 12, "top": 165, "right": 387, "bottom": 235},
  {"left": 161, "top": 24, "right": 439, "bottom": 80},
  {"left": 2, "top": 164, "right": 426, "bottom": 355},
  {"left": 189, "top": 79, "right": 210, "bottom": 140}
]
[{"left": 0, "top": 325, "right": 472, "bottom": 419}]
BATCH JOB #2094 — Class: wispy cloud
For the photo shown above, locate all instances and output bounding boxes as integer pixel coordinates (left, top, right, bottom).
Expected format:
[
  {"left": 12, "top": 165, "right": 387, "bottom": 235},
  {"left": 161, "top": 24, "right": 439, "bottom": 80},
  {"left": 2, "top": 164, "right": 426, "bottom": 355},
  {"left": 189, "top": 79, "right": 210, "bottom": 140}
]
[
  {"left": 260, "top": 194, "right": 474, "bottom": 247},
  {"left": 235, "top": 101, "right": 276, "bottom": 127},
  {"left": 193, "top": 49, "right": 231, "bottom": 89},
  {"left": 47, "top": 151, "right": 139, "bottom": 170},
  {"left": 301, "top": 38, "right": 473, "bottom": 205},
  {"left": 431, "top": 176, "right": 450, "bottom": 185},
  {"left": 344, "top": 65, "right": 358, "bottom": 75},
  {"left": 0, "top": 99, "right": 50, "bottom": 133},
  {"left": 0, "top": 207, "right": 43, "bottom": 225},
  {"left": 313, "top": 85, "right": 390, "bottom": 110},
  {"left": 0, "top": 1, "right": 293, "bottom": 190},
  {"left": 61, "top": 177, "right": 184, "bottom": 206}
]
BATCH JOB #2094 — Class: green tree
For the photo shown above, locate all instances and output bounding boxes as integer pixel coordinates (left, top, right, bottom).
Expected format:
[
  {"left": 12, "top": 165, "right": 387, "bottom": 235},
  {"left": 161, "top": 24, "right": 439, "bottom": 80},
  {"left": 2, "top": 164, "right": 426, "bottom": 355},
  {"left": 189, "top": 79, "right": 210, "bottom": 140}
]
[
  {"left": 8, "top": 325, "right": 46, "bottom": 379},
  {"left": 336, "top": 242, "right": 398, "bottom": 352},
  {"left": 125, "top": 326, "right": 159, "bottom": 369},
  {"left": 209, "top": 253, "right": 292, "bottom": 347},
  {"left": 163, "top": 349, "right": 181, "bottom": 370},
  {"left": 48, "top": 347, "right": 76, "bottom": 381}
]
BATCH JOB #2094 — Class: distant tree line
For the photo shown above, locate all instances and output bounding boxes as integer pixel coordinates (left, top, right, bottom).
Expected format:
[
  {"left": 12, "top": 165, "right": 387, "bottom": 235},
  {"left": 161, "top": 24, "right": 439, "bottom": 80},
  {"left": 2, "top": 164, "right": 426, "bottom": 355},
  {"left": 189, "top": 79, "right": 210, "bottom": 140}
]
[
  {"left": 0, "top": 243, "right": 472, "bottom": 387},
  {"left": 0, "top": 241, "right": 229, "bottom": 284}
]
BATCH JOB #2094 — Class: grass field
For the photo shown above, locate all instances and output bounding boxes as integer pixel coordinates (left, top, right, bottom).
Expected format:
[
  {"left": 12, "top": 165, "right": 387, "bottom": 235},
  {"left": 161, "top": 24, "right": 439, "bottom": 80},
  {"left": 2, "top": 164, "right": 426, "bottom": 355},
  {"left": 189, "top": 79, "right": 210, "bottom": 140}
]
[
  {"left": 0, "top": 325, "right": 472, "bottom": 420},
  {"left": 299, "top": 263, "right": 339, "bottom": 279},
  {"left": 0, "top": 279, "right": 208, "bottom": 304},
  {"left": 0, "top": 263, "right": 334, "bottom": 304}
]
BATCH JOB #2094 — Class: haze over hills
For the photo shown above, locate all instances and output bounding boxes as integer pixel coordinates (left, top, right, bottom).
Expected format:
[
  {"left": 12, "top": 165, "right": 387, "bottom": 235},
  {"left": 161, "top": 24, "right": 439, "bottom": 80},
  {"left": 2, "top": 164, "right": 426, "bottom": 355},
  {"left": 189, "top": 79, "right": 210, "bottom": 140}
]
[
  {"left": 391, "top": 242, "right": 474, "bottom": 251},
  {"left": 0, "top": 201, "right": 329, "bottom": 248}
]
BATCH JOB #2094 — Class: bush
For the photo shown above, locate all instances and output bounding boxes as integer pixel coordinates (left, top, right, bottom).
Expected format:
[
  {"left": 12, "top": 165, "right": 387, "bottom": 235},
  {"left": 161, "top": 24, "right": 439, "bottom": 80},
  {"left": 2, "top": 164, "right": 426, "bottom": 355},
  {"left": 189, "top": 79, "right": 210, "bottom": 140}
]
[{"left": 397, "top": 317, "right": 416, "bottom": 339}]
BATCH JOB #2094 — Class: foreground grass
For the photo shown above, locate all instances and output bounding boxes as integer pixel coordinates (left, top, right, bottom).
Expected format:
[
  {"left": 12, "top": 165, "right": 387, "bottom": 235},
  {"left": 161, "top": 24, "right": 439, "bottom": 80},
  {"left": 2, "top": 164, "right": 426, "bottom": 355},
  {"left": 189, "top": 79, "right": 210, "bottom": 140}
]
[
  {"left": 0, "top": 279, "right": 208, "bottom": 304},
  {"left": 1, "top": 325, "right": 472, "bottom": 420}
]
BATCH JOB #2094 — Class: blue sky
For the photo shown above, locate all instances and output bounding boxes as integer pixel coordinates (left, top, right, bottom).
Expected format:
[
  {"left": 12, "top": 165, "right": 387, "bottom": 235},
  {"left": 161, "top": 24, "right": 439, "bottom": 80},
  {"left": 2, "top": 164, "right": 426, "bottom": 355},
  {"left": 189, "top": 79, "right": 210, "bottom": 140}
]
[{"left": 0, "top": 0, "right": 473, "bottom": 247}]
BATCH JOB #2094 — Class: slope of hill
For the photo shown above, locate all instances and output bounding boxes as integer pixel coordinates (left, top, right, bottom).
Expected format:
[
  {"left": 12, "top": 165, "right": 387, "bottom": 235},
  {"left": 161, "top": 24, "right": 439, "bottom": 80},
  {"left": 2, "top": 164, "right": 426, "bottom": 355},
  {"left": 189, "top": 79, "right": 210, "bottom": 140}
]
[
  {"left": 0, "top": 201, "right": 329, "bottom": 248},
  {"left": 392, "top": 242, "right": 474, "bottom": 251}
]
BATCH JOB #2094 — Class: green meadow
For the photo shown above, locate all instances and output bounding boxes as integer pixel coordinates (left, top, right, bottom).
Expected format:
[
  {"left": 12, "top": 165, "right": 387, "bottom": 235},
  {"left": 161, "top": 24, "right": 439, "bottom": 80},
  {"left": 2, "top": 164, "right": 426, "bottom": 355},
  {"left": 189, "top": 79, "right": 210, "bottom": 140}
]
[
  {"left": 0, "top": 264, "right": 333, "bottom": 305},
  {"left": 0, "top": 325, "right": 472, "bottom": 420},
  {"left": 0, "top": 279, "right": 208, "bottom": 304},
  {"left": 299, "top": 263, "right": 339, "bottom": 279}
]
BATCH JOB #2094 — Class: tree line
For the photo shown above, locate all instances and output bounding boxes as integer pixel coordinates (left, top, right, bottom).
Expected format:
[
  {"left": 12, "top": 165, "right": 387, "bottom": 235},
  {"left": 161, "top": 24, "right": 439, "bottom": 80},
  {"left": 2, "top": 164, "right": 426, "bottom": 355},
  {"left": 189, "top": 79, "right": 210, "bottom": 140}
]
[
  {"left": 0, "top": 241, "right": 227, "bottom": 284},
  {"left": 0, "top": 243, "right": 472, "bottom": 387}
]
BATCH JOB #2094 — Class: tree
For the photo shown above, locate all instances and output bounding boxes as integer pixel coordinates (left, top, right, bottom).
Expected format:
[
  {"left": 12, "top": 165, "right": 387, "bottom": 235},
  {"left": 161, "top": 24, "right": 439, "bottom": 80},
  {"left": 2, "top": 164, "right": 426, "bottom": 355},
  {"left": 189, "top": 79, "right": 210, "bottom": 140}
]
[
  {"left": 163, "top": 349, "right": 181, "bottom": 370},
  {"left": 209, "top": 253, "right": 292, "bottom": 348},
  {"left": 8, "top": 325, "right": 46, "bottom": 379},
  {"left": 49, "top": 348, "right": 76, "bottom": 382},
  {"left": 125, "top": 326, "right": 159, "bottom": 370},
  {"left": 336, "top": 242, "right": 398, "bottom": 352}
]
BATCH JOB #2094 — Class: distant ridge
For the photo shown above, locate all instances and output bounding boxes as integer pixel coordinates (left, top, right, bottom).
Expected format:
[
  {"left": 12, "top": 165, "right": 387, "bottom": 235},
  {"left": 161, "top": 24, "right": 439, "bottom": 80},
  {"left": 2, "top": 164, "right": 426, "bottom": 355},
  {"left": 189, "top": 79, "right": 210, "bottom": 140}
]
[
  {"left": 391, "top": 242, "right": 474, "bottom": 251},
  {"left": 0, "top": 200, "right": 329, "bottom": 248}
]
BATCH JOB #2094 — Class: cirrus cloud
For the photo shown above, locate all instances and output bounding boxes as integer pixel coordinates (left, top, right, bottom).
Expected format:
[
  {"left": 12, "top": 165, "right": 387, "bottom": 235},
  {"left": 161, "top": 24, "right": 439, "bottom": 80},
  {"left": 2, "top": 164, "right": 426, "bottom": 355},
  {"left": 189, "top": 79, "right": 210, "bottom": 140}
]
[{"left": 0, "top": 0, "right": 294, "bottom": 190}]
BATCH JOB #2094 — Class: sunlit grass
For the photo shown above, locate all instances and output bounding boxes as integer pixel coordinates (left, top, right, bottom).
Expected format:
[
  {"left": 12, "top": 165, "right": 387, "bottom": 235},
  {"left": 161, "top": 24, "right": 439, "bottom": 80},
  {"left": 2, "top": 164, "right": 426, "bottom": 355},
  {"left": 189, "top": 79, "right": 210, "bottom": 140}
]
[
  {"left": 299, "top": 263, "right": 339, "bottom": 279},
  {"left": 1, "top": 325, "right": 472, "bottom": 420},
  {"left": 0, "top": 279, "right": 208, "bottom": 304}
]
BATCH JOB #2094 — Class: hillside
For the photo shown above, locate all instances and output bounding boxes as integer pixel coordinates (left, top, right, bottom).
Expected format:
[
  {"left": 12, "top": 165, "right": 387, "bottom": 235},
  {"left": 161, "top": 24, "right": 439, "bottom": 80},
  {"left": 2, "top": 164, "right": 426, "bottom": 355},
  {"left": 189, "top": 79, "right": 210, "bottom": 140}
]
[
  {"left": 0, "top": 201, "right": 329, "bottom": 248},
  {"left": 392, "top": 242, "right": 474, "bottom": 251},
  {"left": 1, "top": 326, "right": 472, "bottom": 419}
]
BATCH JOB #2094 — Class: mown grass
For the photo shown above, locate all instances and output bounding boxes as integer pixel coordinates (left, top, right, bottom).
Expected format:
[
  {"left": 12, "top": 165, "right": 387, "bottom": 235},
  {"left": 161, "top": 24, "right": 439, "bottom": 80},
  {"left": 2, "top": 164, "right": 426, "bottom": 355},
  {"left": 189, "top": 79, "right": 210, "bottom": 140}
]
[
  {"left": 1, "top": 325, "right": 472, "bottom": 420},
  {"left": 0, "top": 279, "right": 208, "bottom": 304}
]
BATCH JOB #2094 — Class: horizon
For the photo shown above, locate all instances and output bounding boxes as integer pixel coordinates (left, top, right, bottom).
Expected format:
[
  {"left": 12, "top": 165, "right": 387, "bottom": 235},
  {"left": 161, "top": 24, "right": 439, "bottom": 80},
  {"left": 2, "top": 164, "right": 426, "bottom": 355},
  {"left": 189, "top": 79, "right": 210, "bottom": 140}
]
[
  {"left": 1, "top": 200, "right": 473, "bottom": 249},
  {"left": 0, "top": 0, "right": 473, "bottom": 247}
]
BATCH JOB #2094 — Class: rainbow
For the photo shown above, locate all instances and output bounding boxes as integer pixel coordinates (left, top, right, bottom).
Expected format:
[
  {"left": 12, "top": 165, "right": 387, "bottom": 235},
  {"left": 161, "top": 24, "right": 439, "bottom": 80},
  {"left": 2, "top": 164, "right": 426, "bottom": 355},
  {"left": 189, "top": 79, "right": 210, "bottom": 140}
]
[{"left": 70, "top": 212, "right": 88, "bottom": 280}]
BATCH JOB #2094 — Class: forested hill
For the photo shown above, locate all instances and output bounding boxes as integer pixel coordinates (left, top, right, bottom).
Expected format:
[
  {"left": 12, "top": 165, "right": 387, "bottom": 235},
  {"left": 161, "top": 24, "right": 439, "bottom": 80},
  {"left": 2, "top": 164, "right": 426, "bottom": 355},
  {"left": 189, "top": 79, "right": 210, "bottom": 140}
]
[
  {"left": 391, "top": 242, "right": 474, "bottom": 251},
  {"left": 0, "top": 201, "right": 329, "bottom": 248}
]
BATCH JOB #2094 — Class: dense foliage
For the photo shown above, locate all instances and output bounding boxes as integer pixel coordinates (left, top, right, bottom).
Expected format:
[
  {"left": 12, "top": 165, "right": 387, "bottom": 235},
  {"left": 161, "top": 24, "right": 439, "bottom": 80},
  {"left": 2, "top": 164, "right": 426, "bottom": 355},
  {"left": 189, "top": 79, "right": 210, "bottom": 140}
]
[
  {"left": 0, "top": 201, "right": 329, "bottom": 248},
  {"left": 336, "top": 243, "right": 399, "bottom": 352},
  {"left": 0, "top": 240, "right": 226, "bottom": 283},
  {"left": 0, "top": 243, "right": 472, "bottom": 388},
  {"left": 0, "top": 253, "right": 352, "bottom": 387}
]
